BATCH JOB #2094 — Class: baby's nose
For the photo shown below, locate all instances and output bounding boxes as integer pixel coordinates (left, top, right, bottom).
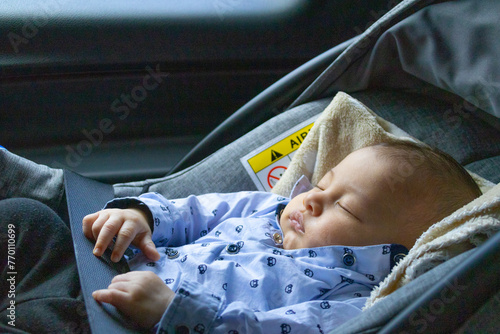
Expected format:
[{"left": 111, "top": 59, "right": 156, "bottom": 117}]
[{"left": 303, "top": 192, "right": 323, "bottom": 216}]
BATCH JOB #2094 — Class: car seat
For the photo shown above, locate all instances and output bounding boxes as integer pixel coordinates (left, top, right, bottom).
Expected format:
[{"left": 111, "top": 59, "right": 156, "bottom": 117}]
[{"left": 2, "top": 0, "right": 500, "bottom": 332}]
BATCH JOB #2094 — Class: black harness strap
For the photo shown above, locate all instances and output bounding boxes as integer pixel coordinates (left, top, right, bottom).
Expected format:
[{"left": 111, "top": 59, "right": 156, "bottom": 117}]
[{"left": 63, "top": 170, "right": 144, "bottom": 334}]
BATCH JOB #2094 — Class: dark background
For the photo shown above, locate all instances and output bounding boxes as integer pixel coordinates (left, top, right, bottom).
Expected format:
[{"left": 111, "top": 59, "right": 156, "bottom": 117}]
[{"left": 0, "top": 0, "right": 393, "bottom": 182}]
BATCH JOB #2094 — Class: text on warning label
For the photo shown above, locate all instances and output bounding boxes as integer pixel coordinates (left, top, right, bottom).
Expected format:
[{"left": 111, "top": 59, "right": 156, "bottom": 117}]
[{"left": 247, "top": 122, "right": 314, "bottom": 173}]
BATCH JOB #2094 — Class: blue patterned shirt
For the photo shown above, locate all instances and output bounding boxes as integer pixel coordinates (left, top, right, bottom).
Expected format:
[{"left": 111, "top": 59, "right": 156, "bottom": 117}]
[{"left": 106, "top": 191, "right": 407, "bottom": 334}]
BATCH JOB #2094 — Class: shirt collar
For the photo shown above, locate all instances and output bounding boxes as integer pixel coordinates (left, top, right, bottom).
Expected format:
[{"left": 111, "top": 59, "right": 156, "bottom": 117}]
[{"left": 289, "top": 175, "right": 313, "bottom": 199}]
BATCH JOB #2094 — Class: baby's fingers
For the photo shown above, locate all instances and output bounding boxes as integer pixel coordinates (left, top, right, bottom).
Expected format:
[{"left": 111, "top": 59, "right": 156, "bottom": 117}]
[
  {"left": 111, "top": 221, "right": 140, "bottom": 262},
  {"left": 136, "top": 236, "right": 161, "bottom": 261},
  {"left": 92, "top": 214, "right": 124, "bottom": 257},
  {"left": 82, "top": 211, "right": 101, "bottom": 240},
  {"left": 93, "top": 287, "right": 129, "bottom": 306}
]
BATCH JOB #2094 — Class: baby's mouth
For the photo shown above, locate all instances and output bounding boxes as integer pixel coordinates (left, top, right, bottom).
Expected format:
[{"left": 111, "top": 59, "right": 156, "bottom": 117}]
[{"left": 289, "top": 210, "right": 305, "bottom": 234}]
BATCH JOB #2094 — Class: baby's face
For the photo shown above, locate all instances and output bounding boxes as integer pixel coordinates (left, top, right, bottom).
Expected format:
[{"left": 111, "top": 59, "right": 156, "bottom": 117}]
[{"left": 280, "top": 146, "right": 409, "bottom": 250}]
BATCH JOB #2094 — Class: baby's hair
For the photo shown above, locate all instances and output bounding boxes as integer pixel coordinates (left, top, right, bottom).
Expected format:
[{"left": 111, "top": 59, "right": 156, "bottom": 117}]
[{"left": 371, "top": 141, "right": 482, "bottom": 230}]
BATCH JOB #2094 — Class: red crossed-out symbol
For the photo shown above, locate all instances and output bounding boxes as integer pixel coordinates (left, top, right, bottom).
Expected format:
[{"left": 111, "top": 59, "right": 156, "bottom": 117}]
[{"left": 267, "top": 166, "right": 287, "bottom": 188}]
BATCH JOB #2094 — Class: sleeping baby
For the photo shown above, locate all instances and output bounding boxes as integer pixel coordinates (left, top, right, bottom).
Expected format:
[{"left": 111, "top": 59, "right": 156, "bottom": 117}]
[{"left": 84, "top": 141, "right": 481, "bottom": 333}]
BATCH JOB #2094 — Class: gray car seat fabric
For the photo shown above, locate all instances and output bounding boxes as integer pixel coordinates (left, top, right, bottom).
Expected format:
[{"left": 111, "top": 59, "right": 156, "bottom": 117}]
[
  {"left": 292, "top": 0, "right": 500, "bottom": 119},
  {"left": 456, "top": 289, "right": 500, "bottom": 333},
  {"left": 332, "top": 248, "right": 474, "bottom": 334},
  {"left": 113, "top": 98, "right": 331, "bottom": 199},
  {"left": 350, "top": 90, "right": 500, "bottom": 183},
  {"left": 0, "top": 150, "right": 66, "bottom": 217}
]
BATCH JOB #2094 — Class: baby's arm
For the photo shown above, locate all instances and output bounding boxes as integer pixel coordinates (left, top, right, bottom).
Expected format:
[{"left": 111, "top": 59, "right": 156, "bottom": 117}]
[
  {"left": 93, "top": 271, "right": 175, "bottom": 329},
  {"left": 83, "top": 208, "right": 160, "bottom": 262},
  {"left": 152, "top": 280, "right": 365, "bottom": 333}
]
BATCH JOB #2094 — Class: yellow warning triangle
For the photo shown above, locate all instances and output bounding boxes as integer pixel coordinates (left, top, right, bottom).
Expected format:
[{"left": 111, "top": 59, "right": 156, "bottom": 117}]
[{"left": 271, "top": 150, "right": 283, "bottom": 162}]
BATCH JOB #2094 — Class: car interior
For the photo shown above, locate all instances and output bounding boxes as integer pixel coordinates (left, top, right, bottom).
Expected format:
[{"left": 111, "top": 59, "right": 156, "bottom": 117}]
[
  {"left": 1, "top": 0, "right": 500, "bottom": 333},
  {"left": 1, "top": 0, "right": 393, "bottom": 183}
]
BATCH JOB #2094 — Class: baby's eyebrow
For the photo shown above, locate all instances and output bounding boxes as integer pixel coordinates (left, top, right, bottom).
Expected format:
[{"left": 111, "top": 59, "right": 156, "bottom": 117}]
[{"left": 319, "top": 170, "right": 334, "bottom": 186}]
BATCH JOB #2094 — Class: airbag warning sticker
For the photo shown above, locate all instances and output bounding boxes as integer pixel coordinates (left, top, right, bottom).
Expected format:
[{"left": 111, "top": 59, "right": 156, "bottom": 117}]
[{"left": 241, "top": 115, "right": 318, "bottom": 191}]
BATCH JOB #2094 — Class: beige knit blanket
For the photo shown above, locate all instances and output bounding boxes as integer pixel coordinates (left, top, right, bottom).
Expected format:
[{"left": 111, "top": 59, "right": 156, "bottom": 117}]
[{"left": 272, "top": 92, "right": 500, "bottom": 307}]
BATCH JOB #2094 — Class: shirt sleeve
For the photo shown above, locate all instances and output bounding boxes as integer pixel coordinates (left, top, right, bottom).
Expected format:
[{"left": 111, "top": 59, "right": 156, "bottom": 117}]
[
  {"left": 105, "top": 191, "right": 283, "bottom": 247},
  {"left": 156, "top": 280, "right": 365, "bottom": 334}
]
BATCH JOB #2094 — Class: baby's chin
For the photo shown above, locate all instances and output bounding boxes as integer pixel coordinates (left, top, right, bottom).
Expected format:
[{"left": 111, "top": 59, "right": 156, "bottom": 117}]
[{"left": 281, "top": 233, "right": 303, "bottom": 250}]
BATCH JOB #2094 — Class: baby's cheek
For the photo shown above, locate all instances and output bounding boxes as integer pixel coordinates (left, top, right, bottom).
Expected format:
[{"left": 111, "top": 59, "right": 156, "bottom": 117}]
[{"left": 300, "top": 230, "right": 332, "bottom": 248}]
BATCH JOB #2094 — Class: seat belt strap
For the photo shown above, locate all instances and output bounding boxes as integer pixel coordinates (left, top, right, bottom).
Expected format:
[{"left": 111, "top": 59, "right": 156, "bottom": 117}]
[{"left": 63, "top": 170, "right": 144, "bottom": 334}]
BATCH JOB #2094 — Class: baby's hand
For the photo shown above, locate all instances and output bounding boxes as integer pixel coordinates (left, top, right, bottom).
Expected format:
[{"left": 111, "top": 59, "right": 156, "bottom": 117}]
[
  {"left": 93, "top": 271, "right": 175, "bottom": 329},
  {"left": 83, "top": 208, "right": 160, "bottom": 262}
]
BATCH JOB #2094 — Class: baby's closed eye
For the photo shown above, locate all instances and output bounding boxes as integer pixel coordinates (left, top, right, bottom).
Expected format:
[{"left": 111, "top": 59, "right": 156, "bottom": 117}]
[{"left": 336, "top": 202, "right": 360, "bottom": 220}]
